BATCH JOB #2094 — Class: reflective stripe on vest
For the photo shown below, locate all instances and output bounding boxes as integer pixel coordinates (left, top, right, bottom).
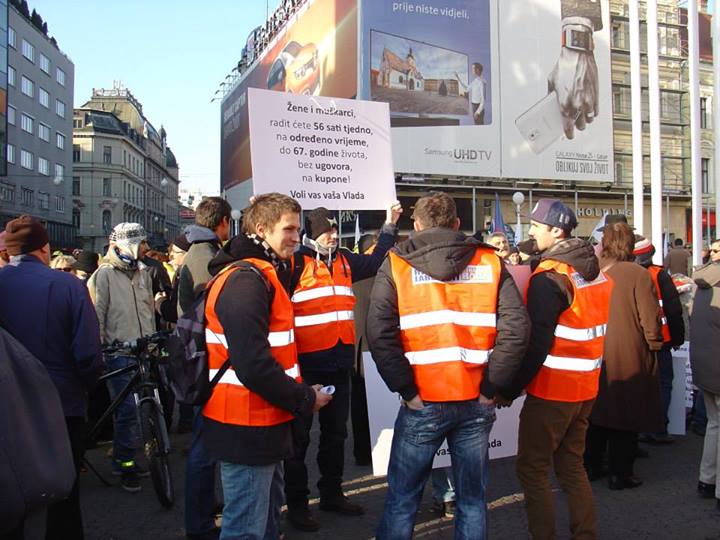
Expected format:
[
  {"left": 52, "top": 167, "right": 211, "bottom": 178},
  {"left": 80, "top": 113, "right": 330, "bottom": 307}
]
[
  {"left": 389, "top": 248, "right": 501, "bottom": 402},
  {"left": 526, "top": 259, "right": 612, "bottom": 402},
  {"left": 648, "top": 265, "right": 672, "bottom": 344},
  {"left": 202, "top": 258, "right": 301, "bottom": 427},
  {"left": 292, "top": 253, "right": 356, "bottom": 353}
]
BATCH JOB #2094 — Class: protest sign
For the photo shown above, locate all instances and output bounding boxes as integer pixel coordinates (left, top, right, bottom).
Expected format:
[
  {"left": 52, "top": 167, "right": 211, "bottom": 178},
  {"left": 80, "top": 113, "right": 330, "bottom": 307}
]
[{"left": 248, "top": 87, "right": 396, "bottom": 210}]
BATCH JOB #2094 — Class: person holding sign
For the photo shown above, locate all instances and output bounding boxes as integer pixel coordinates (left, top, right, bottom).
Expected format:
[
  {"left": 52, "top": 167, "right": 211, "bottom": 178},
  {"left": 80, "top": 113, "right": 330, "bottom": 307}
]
[
  {"left": 284, "top": 202, "right": 402, "bottom": 532},
  {"left": 501, "top": 199, "right": 611, "bottom": 540},
  {"left": 366, "top": 191, "right": 529, "bottom": 540}
]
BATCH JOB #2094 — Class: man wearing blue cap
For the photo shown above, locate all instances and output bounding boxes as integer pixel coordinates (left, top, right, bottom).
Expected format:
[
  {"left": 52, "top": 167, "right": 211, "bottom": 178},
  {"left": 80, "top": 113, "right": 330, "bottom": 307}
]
[{"left": 501, "top": 199, "right": 612, "bottom": 540}]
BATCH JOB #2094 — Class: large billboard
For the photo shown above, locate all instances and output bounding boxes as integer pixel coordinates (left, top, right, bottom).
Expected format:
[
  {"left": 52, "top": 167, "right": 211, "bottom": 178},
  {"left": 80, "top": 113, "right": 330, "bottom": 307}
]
[
  {"left": 221, "top": 0, "right": 358, "bottom": 192},
  {"left": 499, "top": 0, "right": 614, "bottom": 181},
  {"left": 358, "top": 0, "right": 501, "bottom": 177}
]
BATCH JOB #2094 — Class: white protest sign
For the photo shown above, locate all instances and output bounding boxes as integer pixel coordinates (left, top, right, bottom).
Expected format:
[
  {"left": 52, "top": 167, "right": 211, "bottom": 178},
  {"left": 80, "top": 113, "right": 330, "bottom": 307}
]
[
  {"left": 248, "top": 88, "right": 397, "bottom": 210},
  {"left": 668, "top": 342, "right": 691, "bottom": 435},
  {"left": 363, "top": 352, "right": 523, "bottom": 477}
]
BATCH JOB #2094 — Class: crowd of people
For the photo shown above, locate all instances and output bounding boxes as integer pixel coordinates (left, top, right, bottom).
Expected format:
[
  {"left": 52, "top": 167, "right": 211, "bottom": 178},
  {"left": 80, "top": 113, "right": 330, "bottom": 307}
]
[{"left": 1, "top": 191, "right": 719, "bottom": 540}]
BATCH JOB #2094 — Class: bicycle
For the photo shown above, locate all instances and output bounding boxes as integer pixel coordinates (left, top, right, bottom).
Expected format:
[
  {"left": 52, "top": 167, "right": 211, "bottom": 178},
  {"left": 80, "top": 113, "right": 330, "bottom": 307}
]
[{"left": 85, "top": 331, "right": 175, "bottom": 509}]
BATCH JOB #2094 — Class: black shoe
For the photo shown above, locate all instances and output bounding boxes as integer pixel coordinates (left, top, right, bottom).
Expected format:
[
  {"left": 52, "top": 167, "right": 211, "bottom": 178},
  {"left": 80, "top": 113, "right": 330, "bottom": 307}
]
[
  {"left": 608, "top": 475, "right": 643, "bottom": 490},
  {"left": 441, "top": 501, "right": 456, "bottom": 518},
  {"left": 120, "top": 470, "right": 142, "bottom": 493},
  {"left": 319, "top": 493, "right": 365, "bottom": 516},
  {"left": 286, "top": 506, "right": 320, "bottom": 532},
  {"left": 698, "top": 481, "right": 716, "bottom": 499},
  {"left": 586, "top": 466, "right": 609, "bottom": 482},
  {"left": 112, "top": 463, "right": 150, "bottom": 478},
  {"left": 186, "top": 528, "right": 220, "bottom": 540}
]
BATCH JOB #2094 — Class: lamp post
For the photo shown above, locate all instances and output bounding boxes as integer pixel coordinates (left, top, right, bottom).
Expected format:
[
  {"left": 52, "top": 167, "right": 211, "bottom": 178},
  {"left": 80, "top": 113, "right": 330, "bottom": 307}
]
[{"left": 512, "top": 191, "right": 525, "bottom": 245}]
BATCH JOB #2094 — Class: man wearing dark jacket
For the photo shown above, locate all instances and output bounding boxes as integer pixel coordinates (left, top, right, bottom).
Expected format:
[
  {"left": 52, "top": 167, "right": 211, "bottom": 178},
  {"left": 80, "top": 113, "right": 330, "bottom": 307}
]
[
  {"left": 503, "top": 199, "right": 612, "bottom": 540},
  {"left": 634, "top": 235, "right": 685, "bottom": 443},
  {"left": 201, "top": 193, "right": 331, "bottom": 539},
  {"left": 284, "top": 204, "right": 401, "bottom": 531},
  {"left": 0, "top": 215, "right": 103, "bottom": 539},
  {"left": 367, "top": 192, "right": 529, "bottom": 539}
]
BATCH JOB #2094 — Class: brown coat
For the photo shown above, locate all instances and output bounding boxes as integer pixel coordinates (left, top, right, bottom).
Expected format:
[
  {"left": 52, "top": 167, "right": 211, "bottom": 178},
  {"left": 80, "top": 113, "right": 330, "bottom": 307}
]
[{"left": 590, "top": 260, "right": 664, "bottom": 433}]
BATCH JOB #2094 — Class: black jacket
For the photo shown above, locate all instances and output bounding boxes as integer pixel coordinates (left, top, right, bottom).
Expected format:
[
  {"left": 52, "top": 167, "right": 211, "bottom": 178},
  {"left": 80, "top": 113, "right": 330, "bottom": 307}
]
[
  {"left": 294, "top": 223, "right": 397, "bottom": 372},
  {"left": 505, "top": 238, "right": 600, "bottom": 399},
  {"left": 200, "top": 234, "right": 316, "bottom": 465},
  {"left": 366, "top": 228, "right": 529, "bottom": 401}
]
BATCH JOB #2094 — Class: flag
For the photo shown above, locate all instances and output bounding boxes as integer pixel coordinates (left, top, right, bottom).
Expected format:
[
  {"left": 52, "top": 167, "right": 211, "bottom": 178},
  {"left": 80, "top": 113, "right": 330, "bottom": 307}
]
[
  {"left": 490, "top": 193, "right": 506, "bottom": 235},
  {"left": 591, "top": 212, "right": 609, "bottom": 244},
  {"left": 354, "top": 213, "right": 361, "bottom": 253}
]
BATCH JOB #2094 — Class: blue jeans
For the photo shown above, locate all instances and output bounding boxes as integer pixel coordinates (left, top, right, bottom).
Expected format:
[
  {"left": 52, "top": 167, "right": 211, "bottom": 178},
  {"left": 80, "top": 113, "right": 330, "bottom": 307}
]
[
  {"left": 105, "top": 355, "right": 139, "bottom": 465},
  {"left": 431, "top": 467, "right": 455, "bottom": 504},
  {"left": 377, "top": 401, "right": 496, "bottom": 540},
  {"left": 219, "top": 461, "right": 284, "bottom": 540},
  {"left": 185, "top": 410, "right": 218, "bottom": 535}
]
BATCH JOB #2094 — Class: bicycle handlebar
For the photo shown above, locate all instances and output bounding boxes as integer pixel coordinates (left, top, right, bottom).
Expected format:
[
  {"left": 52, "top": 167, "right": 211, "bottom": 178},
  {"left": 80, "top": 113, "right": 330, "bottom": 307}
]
[{"left": 102, "top": 330, "right": 170, "bottom": 355}]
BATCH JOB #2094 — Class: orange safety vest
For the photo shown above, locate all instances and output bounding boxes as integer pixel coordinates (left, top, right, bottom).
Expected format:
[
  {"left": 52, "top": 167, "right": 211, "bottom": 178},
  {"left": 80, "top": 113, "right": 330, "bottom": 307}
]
[
  {"left": 203, "top": 258, "right": 301, "bottom": 427},
  {"left": 647, "top": 265, "right": 671, "bottom": 344},
  {"left": 389, "top": 248, "right": 501, "bottom": 402},
  {"left": 526, "top": 259, "right": 612, "bottom": 403},
  {"left": 291, "top": 253, "right": 356, "bottom": 354}
]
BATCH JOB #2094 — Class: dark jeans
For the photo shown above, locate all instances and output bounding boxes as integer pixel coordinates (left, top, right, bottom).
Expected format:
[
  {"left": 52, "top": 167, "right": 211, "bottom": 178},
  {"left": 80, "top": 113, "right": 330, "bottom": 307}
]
[
  {"left": 284, "top": 369, "right": 350, "bottom": 506},
  {"left": 350, "top": 369, "right": 371, "bottom": 463},
  {"left": 377, "top": 401, "right": 495, "bottom": 540},
  {"left": 105, "top": 355, "right": 139, "bottom": 466},
  {"left": 3, "top": 417, "right": 86, "bottom": 540},
  {"left": 185, "top": 409, "right": 219, "bottom": 536},
  {"left": 657, "top": 345, "right": 674, "bottom": 431},
  {"left": 586, "top": 425, "right": 638, "bottom": 478}
]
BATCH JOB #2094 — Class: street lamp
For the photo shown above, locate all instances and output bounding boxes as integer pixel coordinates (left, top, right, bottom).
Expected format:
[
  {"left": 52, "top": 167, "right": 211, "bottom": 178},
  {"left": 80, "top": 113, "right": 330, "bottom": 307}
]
[
  {"left": 512, "top": 192, "right": 525, "bottom": 244},
  {"left": 231, "top": 209, "right": 242, "bottom": 237}
]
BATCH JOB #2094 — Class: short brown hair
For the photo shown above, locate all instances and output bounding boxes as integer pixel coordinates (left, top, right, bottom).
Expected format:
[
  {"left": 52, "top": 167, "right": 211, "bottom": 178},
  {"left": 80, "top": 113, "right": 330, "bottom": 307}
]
[
  {"left": 242, "top": 193, "right": 301, "bottom": 235},
  {"left": 601, "top": 222, "right": 635, "bottom": 262},
  {"left": 412, "top": 191, "right": 457, "bottom": 229},
  {"left": 195, "top": 197, "right": 232, "bottom": 230}
]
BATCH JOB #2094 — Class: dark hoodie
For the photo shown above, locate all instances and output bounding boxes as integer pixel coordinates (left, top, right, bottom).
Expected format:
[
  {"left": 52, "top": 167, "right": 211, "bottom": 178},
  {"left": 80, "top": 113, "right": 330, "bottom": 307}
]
[
  {"left": 366, "top": 228, "right": 530, "bottom": 401},
  {"left": 635, "top": 249, "right": 685, "bottom": 348},
  {"left": 200, "top": 234, "right": 316, "bottom": 465},
  {"left": 505, "top": 237, "right": 600, "bottom": 399}
]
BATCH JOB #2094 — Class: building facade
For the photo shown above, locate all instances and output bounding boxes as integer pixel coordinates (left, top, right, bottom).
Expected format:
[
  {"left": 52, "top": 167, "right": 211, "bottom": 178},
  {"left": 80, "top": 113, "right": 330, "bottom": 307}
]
[
  {"left": 1, "top": 0, "right": 74, "bottom": 247},
  {"left": 72, "top": 85, "right": 180, "bottom": 252}
]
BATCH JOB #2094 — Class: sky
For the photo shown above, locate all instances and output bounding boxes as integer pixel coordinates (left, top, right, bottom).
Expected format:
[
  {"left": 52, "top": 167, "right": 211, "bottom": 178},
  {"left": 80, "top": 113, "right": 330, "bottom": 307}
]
[{"left": 30, "top": 0, "right": 282, "bottom": 195}]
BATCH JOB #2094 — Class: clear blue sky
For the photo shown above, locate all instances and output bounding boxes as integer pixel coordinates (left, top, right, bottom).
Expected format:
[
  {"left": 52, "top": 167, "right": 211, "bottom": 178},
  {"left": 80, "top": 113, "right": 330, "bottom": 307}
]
[{"left": 30, "top": 0, "right": 281, "bottom": 195}]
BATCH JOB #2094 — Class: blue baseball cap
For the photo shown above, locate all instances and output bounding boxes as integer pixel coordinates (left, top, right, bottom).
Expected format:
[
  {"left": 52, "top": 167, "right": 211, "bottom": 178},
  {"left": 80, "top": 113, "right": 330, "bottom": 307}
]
[{"left": 530, "top": 199, "right": 578, "bottom": 233}]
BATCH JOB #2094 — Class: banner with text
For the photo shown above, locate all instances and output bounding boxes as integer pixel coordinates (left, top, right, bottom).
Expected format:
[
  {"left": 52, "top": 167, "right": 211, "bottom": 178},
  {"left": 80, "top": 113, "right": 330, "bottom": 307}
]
[
  {"left": 499, "top": 0, "right": 614, "bottom": 181},
  {"left": 248, "top": 88, "right": 396, "bottom": 209}
]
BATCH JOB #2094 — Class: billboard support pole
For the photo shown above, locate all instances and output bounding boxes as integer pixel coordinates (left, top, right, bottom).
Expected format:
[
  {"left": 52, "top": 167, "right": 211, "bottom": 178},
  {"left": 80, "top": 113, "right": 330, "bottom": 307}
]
[
  {"left": 574, "top": 189, "right": 579, "bottom": 238},
  {"left": 689, "top": 0, "right": 703, "bottom": 266},
  {"left": 715, "top": 4, "right": 720, "bottom": 234},
  {"left": 472, "top": 187, "right": 477, "bottom": 233},
  {"left": 647, "top": 0, "right": 663, "bottom": 265},
  {"left": 629, "top": 0, "right": 644, "bottom": 235}
]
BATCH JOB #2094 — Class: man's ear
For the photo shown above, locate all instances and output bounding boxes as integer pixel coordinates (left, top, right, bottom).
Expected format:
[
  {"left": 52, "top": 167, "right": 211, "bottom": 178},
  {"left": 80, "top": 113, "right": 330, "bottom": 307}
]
[{"left": 453, "top": 218, "right": 461, "bottom": 232}]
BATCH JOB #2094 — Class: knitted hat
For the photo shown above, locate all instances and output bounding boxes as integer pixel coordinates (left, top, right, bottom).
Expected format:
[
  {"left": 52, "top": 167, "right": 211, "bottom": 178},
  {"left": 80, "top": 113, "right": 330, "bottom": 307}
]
[
  {"left": 171, "top": 233, "right": 191, "bottom": 252},
  {"left": 4, "top": 215, "right": 50, "bottom": 256},
  {"left": 305, "top": 207, "right": 338, "bottom": 240},
  {"left": 74, "top": 250, "right": 99, "bottom": 274},
  {"left": 633, "top": 235, "right": 655, "bottom": 257},
  {"left": 530, "top": 199, "right": 577, "bottom": 233}
]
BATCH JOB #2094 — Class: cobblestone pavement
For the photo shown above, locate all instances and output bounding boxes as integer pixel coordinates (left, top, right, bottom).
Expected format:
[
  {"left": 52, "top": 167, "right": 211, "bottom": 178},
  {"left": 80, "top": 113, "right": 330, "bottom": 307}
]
[{"left": 81, "top": 423, "right": 720, "bottom": 540}]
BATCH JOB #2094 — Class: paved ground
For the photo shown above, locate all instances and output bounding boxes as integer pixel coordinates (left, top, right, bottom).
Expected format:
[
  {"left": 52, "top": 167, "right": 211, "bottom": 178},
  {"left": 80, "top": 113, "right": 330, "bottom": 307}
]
[
  {"left": 371, "top": 86, "right": 468, "bottom": 116},
  {"left": 81, "top": 422, "right": 720, "bottom": 540}
]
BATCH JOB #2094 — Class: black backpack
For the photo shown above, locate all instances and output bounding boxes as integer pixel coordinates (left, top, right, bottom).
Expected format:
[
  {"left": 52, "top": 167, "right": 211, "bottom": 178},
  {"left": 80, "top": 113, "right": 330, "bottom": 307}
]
[{"left": 165, "top": 261, "right": 271, "bottom": 406}]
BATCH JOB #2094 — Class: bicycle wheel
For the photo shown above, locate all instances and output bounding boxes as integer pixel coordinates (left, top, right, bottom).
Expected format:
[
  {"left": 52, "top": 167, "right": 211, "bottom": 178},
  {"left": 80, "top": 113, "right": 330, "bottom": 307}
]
[{"left": 139, "top": 400, "right": 174, "bottom": 508}]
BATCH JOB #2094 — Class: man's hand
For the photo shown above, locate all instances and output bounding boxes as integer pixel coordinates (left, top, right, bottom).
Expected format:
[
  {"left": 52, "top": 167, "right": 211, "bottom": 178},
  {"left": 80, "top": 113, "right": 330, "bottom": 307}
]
[
  {"left": 478, "top": 394, "right": 494, "bottom": 406},
  {"left": 402, "top": 395, "right": 424, "bottom": 411},
  {"left": 312, "top": 384, "right": 332, "bottom": 411},
  {"left": 386, "top": 201, "right": 403, "bottom": 225},
  {"left": 547, "top": 40, "right": 598, "bottom": 139},
  {"left": 494, "top": 395, "right": 513, "bottom": 408}
]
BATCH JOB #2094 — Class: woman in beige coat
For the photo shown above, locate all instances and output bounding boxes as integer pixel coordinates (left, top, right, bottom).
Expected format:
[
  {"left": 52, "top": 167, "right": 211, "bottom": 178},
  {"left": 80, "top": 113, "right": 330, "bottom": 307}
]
[{"left": 585, "top": 222, "right": 664, "bottom": 490}]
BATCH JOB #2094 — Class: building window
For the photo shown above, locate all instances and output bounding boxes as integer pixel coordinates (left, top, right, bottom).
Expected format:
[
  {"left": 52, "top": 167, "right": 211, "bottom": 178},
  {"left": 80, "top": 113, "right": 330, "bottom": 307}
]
[
  {"left": 39, "top": 54, "right": 50, "bottom": 74},
  {"left": 7, "top": 105, "right": 14, "bottom": 125},
  {"left": 20, "top": 188, "right": 33, "bottom": 207},
  {"left": 103, "top": 145, "right": 112, "bottom": 164},
  {"left": 0, "top": 183, "right": 15, "bottom": 203},
  {"left": 55, "top": 196, "right": 65, "bottom": 213},
  {"left": 38, "top": 192, "right": 49, "bottom": 210},
  {"left": 701, "top": 97, "right": 708, "bottom": 129},
  {"left": 102, "top": 210, "right": 112, "bottom": 234},
  {"left": 72, "top": 208, "right": 81, "bottom": 229},
  {"left": 21, "top": 39, "right": 34, "bottom": 63},
  {"left": 8, "top": 65, "right": 15, "bottom": 87},
  {"left": 38, "top": 157, "right": 50, "bottom": 176},
  {"left": 73, "top": 118, "right": 82, "bottom": 129},
  {"left": 103, "top": 177, "right": 112, "bottom": 197},
  {"left": 56, "top": 132, "right": 65, "bottom": 150},
  {"left": 72, "top": 144, "right": 81, "bottom": 162},
  {"left": 20, "top": 149, "right": 33, "bottom": 170},
  {"left": 55, "top": 99, "right": 65, "bottom": 118},
  {"left": 7, "top": 144, "right": 15, "bottom": 164},
  {"left": 39, "top": 87, "right": 49, "bottom": 108},
  {"left": 20, "top": 113, "right": 33, "bottom": 134},
  {"left": 21, "top": 76, "right": 34, "bottom": 98},
  {"left": 72, "top": 176, "right": 80, "bottom": 196},
  {"left": 702, "top": 158, "right": 710, "bottom": 193},
  {"left": 8, "top": 27, "right": 15, "bottom": 48},
  {"left": 55, "top": 164, "right": 64, "bottom": 183},
  {"left": 38, "top": 122, "right": 50, "bottom": 142},
  {"left": 56, "top": 68, "right": 65, "bottom": 86}
]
